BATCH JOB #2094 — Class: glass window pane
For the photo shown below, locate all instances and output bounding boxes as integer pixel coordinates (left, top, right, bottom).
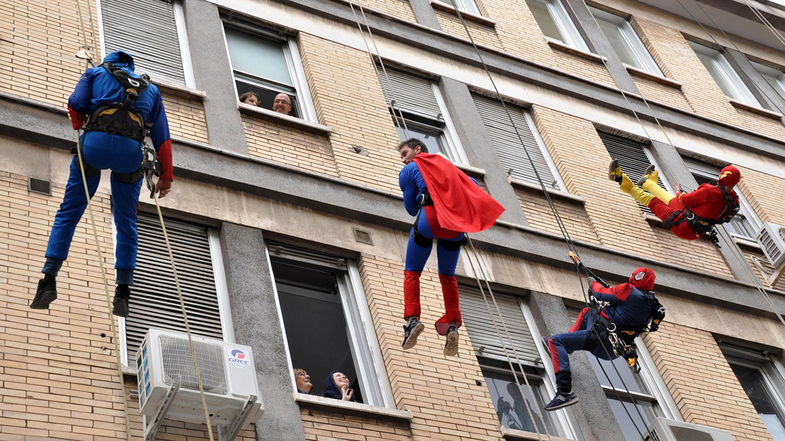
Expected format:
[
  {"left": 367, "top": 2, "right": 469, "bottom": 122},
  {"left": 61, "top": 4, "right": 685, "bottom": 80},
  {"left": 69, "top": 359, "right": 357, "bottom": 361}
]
[
  {"left": 752, "top": 61, "right": 785, "bottom": 98},
  {"left": 526, "top": 0, "right": 565, "bottom": 42},
  {"left": 483, "top": 369, "right": 557, "bottom": 435},
  {"left": 695, "top": 50, "right": 739, "bottom": 99},
  {"left": 594, "top": 16, "right": 639, "bottom": 68},
  {"left": 588, "top": 355, "right": 647, "bottom": 394},
  {"left": 225, "top": 28, "right": 293, "bottom": 87},
  {"left": 396, "top": 124, "right": 445, "bottom": 156},
  {"left": 730, "top": 363, "right": 785, "bottom": 439},
  {"left": 607, "top": 396, "right": 657, "bottom": 441}
]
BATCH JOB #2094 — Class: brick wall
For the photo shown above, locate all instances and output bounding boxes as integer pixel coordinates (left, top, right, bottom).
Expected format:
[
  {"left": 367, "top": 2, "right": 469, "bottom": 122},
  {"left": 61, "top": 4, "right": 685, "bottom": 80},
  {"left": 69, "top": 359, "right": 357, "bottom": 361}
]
[
  {"left": 242, "top": 114, "right": 340, "bottom": 178},
  {"left": 515, "top": 187, "right": 601, "bottom": 244},
  {"left": 300, "top": 406, "right": 412, "bottom": 440},
  {"left": 644, "top": 323, "right": 774, "bottom": 441},
  {"left": 359, "top": 254, "right": 504, "bottom": 440},
  {"left": 632, "top": 77, "right": 693, "bottom": 113},
  {"left": 737, "top": 167, "right": 785, "bottom": 226},
  {"left": 434, "top": 12, "right": 505, "bottom": 51},
  {"left": 742, "top": 247, "right": 785, "bottom": 292},
  {"left": 648, "top": 221, "right": 733, "bottom": 278},
  {"left": 353, "top": 0, "right": 417, "bottom": 23},
  {"left": 162, "top": 90, "right": 209, "bottom": 145},
  {"left": 298, "top": 34, "right": 402, "bottom": 193}
]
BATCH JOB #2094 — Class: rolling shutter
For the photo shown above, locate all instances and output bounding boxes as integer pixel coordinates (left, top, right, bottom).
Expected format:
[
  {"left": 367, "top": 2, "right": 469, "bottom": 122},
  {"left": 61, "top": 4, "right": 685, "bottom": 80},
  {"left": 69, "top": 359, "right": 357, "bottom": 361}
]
[
  {"left": 125, "top": 214, "right": 223, "bottom": 361},
  {"left": 377, "top": 69, "right": 441, "bottom": 119},
  {"left": 460, "top": 286, "right": 542, "bottom": 367},
  {"left": 598, "top": 131, "right": 663, "bottom": 215},
  {"left": 101, "top": 0, "right": 186, "bottom": 86},
  {"left": 473, "top": 94, "right": 558, "bottom": 188}
]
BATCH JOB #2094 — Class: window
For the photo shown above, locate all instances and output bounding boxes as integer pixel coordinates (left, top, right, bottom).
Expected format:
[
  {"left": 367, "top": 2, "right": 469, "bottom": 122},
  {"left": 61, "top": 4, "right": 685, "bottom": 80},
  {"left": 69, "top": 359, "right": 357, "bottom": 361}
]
[
  {"left": 223, "top": 24, "right": 315, "bottom": 120},
  {"left": 598, "top": 131, "right": 670, "bottom": 216},
  {"left": 690, "top": 42, "right": 764, "bottom": 109},
  {"left": 526, "top": 0, "right": 589, "bottom": 52},
  {"left": 100, "top": 0, "right": 194, "bottom": 87},
  {"left": 567, "top": 309, "right": 679, "bottom": 441},
  {"left": 267, "top": 242, "right": 393, "bottom": 407},
  {"left": 120, "top": 214, "right": 231, "bottom": 366},
  {"left": 441, "top": 0, "right": 482, "bottom": 15},
  {"left": 721, "top": 344, "right": 785, "bottom": 439},
  {"left": 378, "top": 68, "right": 468, "bottom": 164},
  {"left": 474, "top": 94, "right": 563, "bottom": 190},
  {"left": 461, "top": 286, "right": 574, "bottom": 438},
  {"left": 683, "top": 157, "right": 762, "bottom": 240},
  {"left": 590, "top": 7, "right": 661, "bottom": 76},
  {"left": 752, "top": 61, "right": 785, "bottom": 100}
]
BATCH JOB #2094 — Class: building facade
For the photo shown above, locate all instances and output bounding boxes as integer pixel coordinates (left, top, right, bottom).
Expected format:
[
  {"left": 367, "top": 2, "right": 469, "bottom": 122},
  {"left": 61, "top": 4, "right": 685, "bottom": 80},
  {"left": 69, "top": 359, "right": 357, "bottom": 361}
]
[{"left": 2, "top": 0, "right": 785, "bottom": 440}]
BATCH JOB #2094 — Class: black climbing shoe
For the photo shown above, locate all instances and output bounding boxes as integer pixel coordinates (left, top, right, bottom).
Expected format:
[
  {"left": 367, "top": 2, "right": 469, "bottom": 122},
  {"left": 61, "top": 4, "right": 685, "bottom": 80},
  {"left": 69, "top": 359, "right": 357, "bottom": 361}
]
[
  {"left": 30, "top": 274, "right": 57, "bottom": 309},
  {"left": 608, "top": 159, "right": 623, "bottom": 183},
  {"left": 637, "top": 165, "right": 656, "bottom": 186},
  {"left": 544, "top": 391, "right": 579, "bottom": 411},
  {"left": 112, "top": 285, "right": 131, "bottom": 318},
  {"left": 443, "top": 324, "right": 459, "bottom": 356},
  {"left": 402, "top": 317, "right": 424, "bottom": 350}
]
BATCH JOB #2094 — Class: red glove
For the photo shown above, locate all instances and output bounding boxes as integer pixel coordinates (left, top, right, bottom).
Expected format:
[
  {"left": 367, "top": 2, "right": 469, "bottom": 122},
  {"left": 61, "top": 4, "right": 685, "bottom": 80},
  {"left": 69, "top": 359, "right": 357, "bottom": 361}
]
[
  {"left": 157, "top": 140, "right": 174, "bottom": 181},
  {"left": 67, "top": 106, "right": 86, "bottom": 130}
]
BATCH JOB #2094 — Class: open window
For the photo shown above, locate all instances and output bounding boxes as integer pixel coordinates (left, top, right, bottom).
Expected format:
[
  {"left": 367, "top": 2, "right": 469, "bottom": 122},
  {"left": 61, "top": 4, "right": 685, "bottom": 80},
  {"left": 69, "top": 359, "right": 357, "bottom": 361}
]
[
  {"left": 378, "top": 68, "right": 468, "bottom": 164},
  {"left": 223, "top": 23, "right": 315, "bottom": 120},
  {"left": 266, "top": 242, "right": 393, "bottom": 407},
  {"left": 690, "top": 41, "right": 766, "bottom": 110},
  {"left": 461, "top": 285, "right": 575, "bottom": 438},
  {"left": 441, "top": 0, "right": 482, "bottom": 15},
  {"left": 526, "top": 0, "right": 589, "bottom": 52},
  {"left": 589, "top": 7, "right": 661, "bottom": 76},
  {"left": 100, "top": 0, "right": 195, "bottom": 87}
]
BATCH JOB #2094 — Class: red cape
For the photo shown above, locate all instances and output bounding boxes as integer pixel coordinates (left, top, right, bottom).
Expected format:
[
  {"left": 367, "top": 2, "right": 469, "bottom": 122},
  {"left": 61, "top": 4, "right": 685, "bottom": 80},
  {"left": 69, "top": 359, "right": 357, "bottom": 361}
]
[{"left": 413, "top": 153, "right": 505, "bottom": 233}]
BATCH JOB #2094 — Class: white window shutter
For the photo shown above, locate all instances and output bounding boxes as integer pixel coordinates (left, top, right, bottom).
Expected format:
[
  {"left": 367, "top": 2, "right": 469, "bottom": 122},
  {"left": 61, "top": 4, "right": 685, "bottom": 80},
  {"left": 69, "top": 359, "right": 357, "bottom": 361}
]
[
  {"left": 599, "top": 131, "right": 662, "bottom": 215},
  {"left": 377, "top": 69, "right": 441, "bottom": 119}
]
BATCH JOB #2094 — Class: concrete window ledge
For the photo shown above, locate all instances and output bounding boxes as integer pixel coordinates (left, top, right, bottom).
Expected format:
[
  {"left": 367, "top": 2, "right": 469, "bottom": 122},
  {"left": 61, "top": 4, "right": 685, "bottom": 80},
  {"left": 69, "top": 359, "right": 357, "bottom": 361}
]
[
  {"left": 153, "top": 80, "right": 207, "bottom": 100},
  {"left": 729, "top": 99, "right": 784, "bottom": 120},
  {"left": 501, "top": 426, "right": 572, "bottom": 441},
  {"left": 547, "top": 39, "right": 607, "bottom": 65},
  {"left": 456, "top": 163, "right": 487, "bottom": 179},
  {"left": 430, "top": 0, "right": 497, "bottom": 27},
  {"left": 625, "top": 65, "right": 683, "bottom": 90},
  {"left": 295, "top": 393, "right": 413, "bottom": 421},
  {"left": 733, "top": 235, "right": 763, "bottom": 251},
  {"left": 509, "top": 177, "right": 586, "bottom": 205},
  {"left": 238, "top": 102, "right": 332, "bottom": 135}
]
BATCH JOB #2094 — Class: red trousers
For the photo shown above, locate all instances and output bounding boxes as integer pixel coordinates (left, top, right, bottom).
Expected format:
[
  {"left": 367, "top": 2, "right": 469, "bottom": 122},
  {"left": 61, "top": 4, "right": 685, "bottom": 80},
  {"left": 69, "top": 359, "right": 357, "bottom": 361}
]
[
  {"left": 404, "top": 271, "right": 462, "bottom": 335},
  {"left": 648, "top": 198, "right": 700, "bottom": 240}
]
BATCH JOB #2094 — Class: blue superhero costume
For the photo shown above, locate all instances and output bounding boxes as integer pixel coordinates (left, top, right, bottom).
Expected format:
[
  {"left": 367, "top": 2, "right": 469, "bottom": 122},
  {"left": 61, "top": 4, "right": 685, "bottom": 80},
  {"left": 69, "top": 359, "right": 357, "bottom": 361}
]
[{"left": 42, "top": 51, "right": 173, "bottom": 286}]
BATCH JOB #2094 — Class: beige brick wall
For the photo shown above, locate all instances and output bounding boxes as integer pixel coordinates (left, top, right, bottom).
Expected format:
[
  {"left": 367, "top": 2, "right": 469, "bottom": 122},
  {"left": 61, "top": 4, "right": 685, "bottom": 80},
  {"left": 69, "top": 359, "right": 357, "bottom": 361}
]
[
  {"left": 632, "top": 77, "right": 693, "bottom": 113},
  {"left": 300, "top": 406, "right": 412, "bottom": 440},
  {"left": 353, "top": 0, "right": 417, "bottom": 23},
  {"left": 737, "top": 167, "right": 785, "bottom": 226},
  {"left": 162, "top": 90, "right": 209, "bottom": 145},
  {"left": 0, "top": 0, "right": 92, "bottom": 107},
  {"left": 243, "top": 114, "right": 340, "bottom": 178},
  {"left": 555, "top": 51, "right": 617, "bottom": 89},
  {"left": 648, "top": 222, "right": 733, "bottom": 278},
  {"left": 515, "top": 187, "right": 601, "bottom": 244},
  {"left": 434, "top": 11, "right": 505, "bottom": 51},
  {"left": 298, "top": 33, "right": 402, "bottom": 193},
  {"left": 743, "top": 247, "right": 785, "bottom": 292},
  {"left": 645, "top": 323, "right": 774, "bottom": 441},
  {"left": 359, "top": 254, "right": 504, "bottom": 440}
]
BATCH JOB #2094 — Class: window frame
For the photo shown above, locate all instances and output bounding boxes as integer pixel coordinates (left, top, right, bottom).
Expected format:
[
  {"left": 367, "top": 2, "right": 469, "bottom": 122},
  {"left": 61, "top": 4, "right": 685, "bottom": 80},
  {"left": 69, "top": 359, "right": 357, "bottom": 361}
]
[
  {"left": 222, "top": 24, "right": 318, "bottom": 122},
  {"left": 442, "top": 0, "right": 482, "bottom": 16},
  {"left": 752, "top": 60, "right": 785, "bottom": 99},
  {"left": 688, "top": 167, "right": 762, "bottom": 241},
  {"left": 590, "top": 7, "right": 662, "bottom": 76},
  {"left": 96, "top": 0, "right": 196, "bottom": 89},
  {"left": 265, "top": 245, "right": 395, "bottom": 408},
  {"left": 117, "top": 226, "right": 234, "bottom": 369},
  {"left": 527, "top": 0, "right": 590, "bottom": 52},
  {"left": 690, "top": 42, "right": 763, "bottom": 108},
  {"left": 525, "top": 111, "right": 567, "bottom": 191}
]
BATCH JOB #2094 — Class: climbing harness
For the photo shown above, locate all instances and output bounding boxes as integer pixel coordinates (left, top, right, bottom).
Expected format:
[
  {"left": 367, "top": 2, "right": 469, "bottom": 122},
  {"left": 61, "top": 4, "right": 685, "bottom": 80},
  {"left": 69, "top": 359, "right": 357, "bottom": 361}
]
[
  {"left": 85, "top": 62, "right": 150, "bottom": 141},
  {"left": 661, "top": 185, "right": 740, "bottom": 246}
]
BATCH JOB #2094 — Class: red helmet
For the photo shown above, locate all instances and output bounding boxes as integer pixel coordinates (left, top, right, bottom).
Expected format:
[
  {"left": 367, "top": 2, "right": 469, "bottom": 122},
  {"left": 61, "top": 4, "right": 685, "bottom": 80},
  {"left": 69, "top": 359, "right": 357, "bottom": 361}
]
[
  {"left": 629, "top": 267, "right": 655, "bottom": 291},
  {"left": 718, "top": 165, "right": 741, "bottom": 187}
]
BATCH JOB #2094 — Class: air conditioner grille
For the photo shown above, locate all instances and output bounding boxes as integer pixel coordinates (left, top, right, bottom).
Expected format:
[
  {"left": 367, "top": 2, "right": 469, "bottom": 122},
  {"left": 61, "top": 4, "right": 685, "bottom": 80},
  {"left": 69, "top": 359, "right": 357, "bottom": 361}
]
[
  {"left": 159, "top": 336, "right": 227, "bottom": 394},
  {"left": 671, "top": 427, "right": 714, "bottom": 441}
]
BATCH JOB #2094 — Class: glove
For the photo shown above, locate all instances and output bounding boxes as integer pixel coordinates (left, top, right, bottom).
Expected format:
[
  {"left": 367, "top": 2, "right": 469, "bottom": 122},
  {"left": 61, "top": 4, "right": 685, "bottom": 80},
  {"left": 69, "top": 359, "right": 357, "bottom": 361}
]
[{"left": 68, "top": 106, "right": 86, "bottom": 130}]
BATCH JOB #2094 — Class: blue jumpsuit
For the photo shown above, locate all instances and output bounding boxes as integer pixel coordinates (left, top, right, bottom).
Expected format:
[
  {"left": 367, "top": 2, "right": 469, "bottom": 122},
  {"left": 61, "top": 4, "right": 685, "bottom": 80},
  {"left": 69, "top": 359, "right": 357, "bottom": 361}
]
[{"left": 43, "top": 51, "right": 171, "bottom": 285}]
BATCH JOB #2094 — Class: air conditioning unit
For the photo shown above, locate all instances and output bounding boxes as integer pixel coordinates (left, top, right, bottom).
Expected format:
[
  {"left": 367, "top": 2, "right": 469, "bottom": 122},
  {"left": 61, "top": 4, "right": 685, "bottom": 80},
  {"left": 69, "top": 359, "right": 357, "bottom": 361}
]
[
  {"left": 645, "top": 417, "right": 735, "bottom": 441},
  {"left": 757, "top": 222, "right": 785, "bottom": 268},
  {"left": 136, "top": 329, "right": 263, "bottom": 441}
]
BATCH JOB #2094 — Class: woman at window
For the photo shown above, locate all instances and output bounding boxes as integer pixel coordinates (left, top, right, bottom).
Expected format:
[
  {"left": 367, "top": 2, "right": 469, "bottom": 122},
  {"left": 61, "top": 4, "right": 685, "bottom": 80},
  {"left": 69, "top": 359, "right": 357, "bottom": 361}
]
[{"left": 323, "top": 371, "right": 356, "bottom": 402}]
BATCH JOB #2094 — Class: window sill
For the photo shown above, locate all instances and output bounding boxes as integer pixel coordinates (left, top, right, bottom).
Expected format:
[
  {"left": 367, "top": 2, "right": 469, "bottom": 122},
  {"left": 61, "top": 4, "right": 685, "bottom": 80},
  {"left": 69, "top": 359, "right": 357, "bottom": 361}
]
[
  {"left": 430, "top": 0, "right": 497, "bottom": 27},
  {"left": 729, "top": 99, "right": 783, "bottom": 120},
  {"left": 455, "top": 163, "right": 486, "bottom": 179},
  {"left": 238, "top": 103, "right": 332, "bottom": 136},
  {"left": 501, "top": 426, "right": 572, "bottom": 441},
  {"left": 295, "top": 393, "right": 413, "bottom": 421},
  {"left": 625, "top": 65, "right": 683, "bottom": 90},
  {"left": 153, "top": 79, "right": 207, "bottom": 100},
  {"left": 547, "top": 38, "right": 606, "bottom": 64},
  {"left": 732, "top": 235, "right": 762, "bottom": 251},
  {"left": 509, "top": 177, "right": 586, "bottom": 204}
]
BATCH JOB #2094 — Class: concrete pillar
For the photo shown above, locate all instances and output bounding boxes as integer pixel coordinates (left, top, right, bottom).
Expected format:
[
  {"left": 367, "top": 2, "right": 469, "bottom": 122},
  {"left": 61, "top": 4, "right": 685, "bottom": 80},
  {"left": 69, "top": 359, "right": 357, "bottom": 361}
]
[
  {"left": 438, "top": 77, "right": 529, "bottom": 226},
  {"left": 182, "top": 0, "right": 248, "bottom": 153},
  {"left": 562, "top": 0, "right": 640, "bottom": 94},
  {"left": 408, "top": 0, "right": 442, "bottom": 29},
  {"left": 219, "top": 223, "right": 306, "bottom": 441},
  {"left": 648, "top": 140, "right": 757, "bottom": 283},
  {"left": 725, "top": 49, "right": 785, "bottom": 117},
  {"left": 528, "top": 291, "right": 626, "bottom": 441}
]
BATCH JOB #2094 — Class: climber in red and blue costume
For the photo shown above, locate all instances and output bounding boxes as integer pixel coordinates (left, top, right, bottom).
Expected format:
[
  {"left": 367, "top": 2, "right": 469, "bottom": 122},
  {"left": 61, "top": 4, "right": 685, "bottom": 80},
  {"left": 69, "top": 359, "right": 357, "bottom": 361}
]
[{"left": 397, "top": 138, "right": 504, "bottom": 356}]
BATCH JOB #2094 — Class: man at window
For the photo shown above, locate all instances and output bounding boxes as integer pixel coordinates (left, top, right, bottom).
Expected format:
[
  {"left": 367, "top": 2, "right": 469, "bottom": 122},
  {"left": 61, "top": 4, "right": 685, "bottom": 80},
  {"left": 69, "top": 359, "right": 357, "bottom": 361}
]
[
  {"left": 239, "top": 91, "right": 259, "bottom": 106},
  {"left": 272, "top": 93, "right": 293, "bottom": 115},
  {"left": 397, "top": 138, "right": 504, "bottom": 356},
  {"left": 31, "top": 50, "right": 174, "bottom": 318}
]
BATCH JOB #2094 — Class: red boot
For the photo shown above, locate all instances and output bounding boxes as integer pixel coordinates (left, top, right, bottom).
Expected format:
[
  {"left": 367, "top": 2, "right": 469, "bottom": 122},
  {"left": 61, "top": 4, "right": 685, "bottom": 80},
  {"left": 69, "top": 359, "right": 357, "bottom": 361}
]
[
  {"left": 434, "top": 274, "right": 462, "bottom": 336},
  {"left": 403, "top": 270, "right": 421, "bottom": 320}
]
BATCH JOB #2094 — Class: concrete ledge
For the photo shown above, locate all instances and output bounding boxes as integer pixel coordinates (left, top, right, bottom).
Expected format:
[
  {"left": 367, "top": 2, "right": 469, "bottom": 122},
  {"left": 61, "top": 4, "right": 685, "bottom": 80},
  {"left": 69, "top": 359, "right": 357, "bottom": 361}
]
[
  {"left": 509, "top": 177, "right": 586, "bottom": 204},
  {"left": 501, "top": 426, "right": 572, "bottom": 441},
  {"left": 239, "top": 102, "right": 333, "bottom": 135},
  {"left": 547, "top": 39, "right": 607, "bottom": 64},
  {"left": 154, "top": 80, "right": 207, "bottom": 100},
  {"left": 430, "top": 0, "right": 497, "bottom": 27},
  {"left": 626, "top": 65, "right": 683, "bottom": 89},
  {"left": 729, "top": 99, "right": 784, "bottom": 120},
  {"left": 295, "top": 393, "right": 413, "bottom": 421}
]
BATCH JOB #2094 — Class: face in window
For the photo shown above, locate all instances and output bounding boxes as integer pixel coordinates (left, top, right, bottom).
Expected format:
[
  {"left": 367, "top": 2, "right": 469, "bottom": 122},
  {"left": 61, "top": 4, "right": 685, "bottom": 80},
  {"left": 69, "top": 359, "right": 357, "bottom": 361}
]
[
  {"left": 399, "top": 144, "right": 422, "bottom": 165},
  {"left": 332, "top": 372, "right": 350, "bottom": 389},
  {"left": 273, "top": 93, "right": 293, "bottom": 115},
  {"left": 239, "top": 92, "right": 259, "bottom": 106},
  {"left": 294, "top": 368, "right": 312, "bottom": 394}
]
